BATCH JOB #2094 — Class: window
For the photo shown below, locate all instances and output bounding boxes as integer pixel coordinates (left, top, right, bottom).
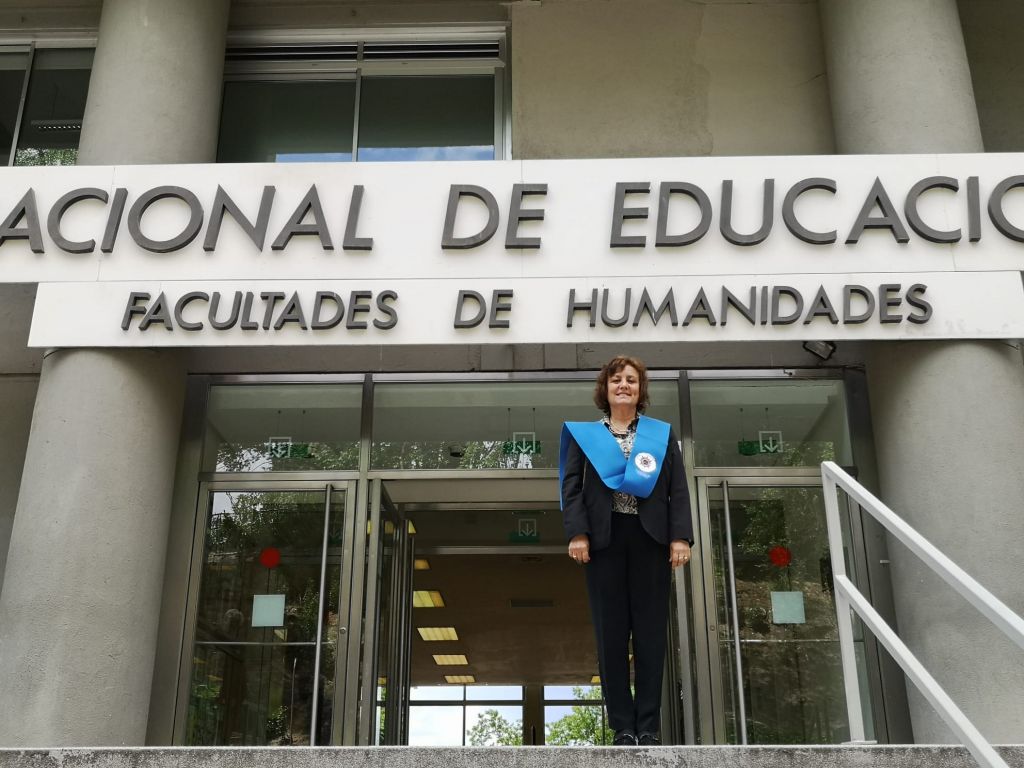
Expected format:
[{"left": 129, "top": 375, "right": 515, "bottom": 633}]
[
  {"left": 371, "top": 379, "right": 681, "bottom": 471},
  {"left": 217, "top": 37, "right": 507, "bottom": 163},
  {"left": 690, "top": 378, "right": 852, "bottom": 468},
  {"left": 0, "top": 46, "right": 94, "bottom": 166},
  {"left": 0, "top": 50, "right": 29, "bottom": 164}
]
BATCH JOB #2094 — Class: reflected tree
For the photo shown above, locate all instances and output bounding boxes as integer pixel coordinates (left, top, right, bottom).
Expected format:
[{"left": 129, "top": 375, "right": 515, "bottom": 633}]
[{"left": 718, "top": 487, "right": 850, "bottom": 744}]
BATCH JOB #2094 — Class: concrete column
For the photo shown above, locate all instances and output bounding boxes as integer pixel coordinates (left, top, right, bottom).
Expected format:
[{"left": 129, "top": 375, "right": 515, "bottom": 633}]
[
  {"left": 821, "top": 0, "right": 1024, "bottom": 743},
  {"left": 865, "top": 342, "right": 1024, "bottom": 742},
  {"left": 0, "top": 350, "right": 186, "bottom": 746},
  {"left": 0, "top": 0, "right": 224, "bottom": 745},
  {"left": 820, "top": 0, "right": 983, "bottom": 154},
  {"left": 77, "top": 0, "right": 230, "bottom": 165},
  {"left": 0, "top": 376, "right": 37, "bottom": 596},
  {"left": 0, "top": 283, "right": 41, "bottom": 596}
]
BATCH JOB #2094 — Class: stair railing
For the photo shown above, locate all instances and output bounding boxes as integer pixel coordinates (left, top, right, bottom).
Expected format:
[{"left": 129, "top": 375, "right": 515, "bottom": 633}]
[{"left": 821, "top": 460, "right": 1024, "bottom": 768}]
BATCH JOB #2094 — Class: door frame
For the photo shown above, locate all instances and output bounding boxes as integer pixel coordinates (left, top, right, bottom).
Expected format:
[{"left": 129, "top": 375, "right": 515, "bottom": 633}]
[
  {"left": 691, "top": 470, "right": 884, "bottom": 745},
  {"left": 172, "top": 477, "right": 360, "bottom": 745}
]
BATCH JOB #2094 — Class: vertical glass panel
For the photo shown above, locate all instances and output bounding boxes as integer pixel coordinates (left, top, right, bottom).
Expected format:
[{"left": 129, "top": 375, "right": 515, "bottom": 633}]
[
  {"left": 217, "top": 79, "right": 356, "bottom": 163},
  {"left": 194, "top": 491, "right": 331, "bottom": 644},
  {"left": 15, "top": 48, "right": 92, "bottom": 166},
  {"left": 202, "top": 384, "right": 362, "bottom": 472},
  {"left": 408, "top": 705, "right": 464, "bottom": 745},
  {"left": 708, "top": 484, "right": 872, "bottom": 744},
  {"left": 465, "top": 685, "right": 523, "bottom": 701},
  {"left": 372, "top": 379, "right": 679, "bottom": 470},
  {"left": 691, "top": 379, "right": 852, "bottom": 468},
  {"left": 357, "top": 75, "right": 494, "bottom": 161},
  {"left": 0, "top": 51, "right": 29, "bottom": 165},
  {"left": 543, "top": 684, "right": 601, "bottom": 700},
  {"left": 544, "top": 702, "right": 610, "bottom": 746},
  {"left": 185, "top": 488, "right": 345, "bottom": 745},
  {"left": 465, "top": 705, "right": 523, "bottom": 745},
  {"left": 188, "top": 643, "right": 319, "bottom": 746},
  {"left": 410, "top": 685, "right": 464, "bottom": 701}
]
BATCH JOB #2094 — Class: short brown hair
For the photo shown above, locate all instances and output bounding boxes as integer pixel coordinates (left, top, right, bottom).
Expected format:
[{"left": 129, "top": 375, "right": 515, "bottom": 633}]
[{"left": 593, "top": 355, "right": 650, "bottom": 415}]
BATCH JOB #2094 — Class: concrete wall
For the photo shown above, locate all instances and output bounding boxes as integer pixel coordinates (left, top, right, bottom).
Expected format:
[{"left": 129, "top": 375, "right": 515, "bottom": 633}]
[
  {"left": 0, "top": 0, "right": 99, "bottom": 32},
  {"left": 511, "top": 0, "right": 832, "bottom": 159},
  {"left": 958, "top": 0, "right": 1024, "bottom": 151},
  {"left": 698, "top": 1, "right": 835, "bottom": 156},
  {"left": 229, "top": 0, "right": 507, "bottom": 28}
]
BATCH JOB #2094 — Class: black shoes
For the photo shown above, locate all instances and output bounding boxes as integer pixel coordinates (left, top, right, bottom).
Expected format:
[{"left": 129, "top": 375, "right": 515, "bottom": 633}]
[{"left": 611, "top": 729, "right": 661, "bottom": 746}]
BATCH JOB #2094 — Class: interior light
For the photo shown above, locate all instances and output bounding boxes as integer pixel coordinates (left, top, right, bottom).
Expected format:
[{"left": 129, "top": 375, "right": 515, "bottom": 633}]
[
  {"left": 445, "top": 675, "right": 476, "bottom": 684},
  {"left": 418, "top": 627, "right": 459, "bottom": 641},
  {"left": 591, "top": 675, "right": 601, "bottom": 684},
  {"left": 408, "top": 520, "right": 418, "bottom": 535},
  {"left": 412, "top": 590, "right": 445, "bottom": 608},
  {"left": 802, "top": 340, "right": 837, "bottom": 361},
  {"left": 432, "top": 654, "right": 469, "bottom": 666},
  {"left": 414, "top": 558, "right": 431, "bottom": 571}
]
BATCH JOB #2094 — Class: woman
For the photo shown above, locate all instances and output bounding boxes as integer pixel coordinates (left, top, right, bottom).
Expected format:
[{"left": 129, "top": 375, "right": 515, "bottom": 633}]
[{"left": 559, "top": 355, "right": 693, "bottom": 747}]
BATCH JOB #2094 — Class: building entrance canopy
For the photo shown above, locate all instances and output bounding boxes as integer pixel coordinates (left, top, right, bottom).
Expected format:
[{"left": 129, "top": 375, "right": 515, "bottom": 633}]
[{"left": 1, "top": 153, "right": 1020, "bottom": 347}]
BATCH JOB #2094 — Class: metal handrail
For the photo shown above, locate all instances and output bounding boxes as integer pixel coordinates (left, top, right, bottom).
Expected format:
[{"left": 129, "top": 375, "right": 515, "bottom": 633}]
[{"left": 821, "top": 460, "right": 1024, "bottom": 768}]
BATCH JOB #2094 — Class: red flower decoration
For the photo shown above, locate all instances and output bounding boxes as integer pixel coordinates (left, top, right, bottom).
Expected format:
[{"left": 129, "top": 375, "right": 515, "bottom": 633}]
[
  {"left": 259, "top": 547, "right": 282, "bottom": 569},
  {"left": 769, "top": 545, "right": 792, "bottom": 568}
]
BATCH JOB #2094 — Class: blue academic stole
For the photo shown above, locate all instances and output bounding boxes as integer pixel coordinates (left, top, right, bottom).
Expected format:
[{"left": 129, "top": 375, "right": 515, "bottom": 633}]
[{"left": 559, "top": 415, "right": 671, "bottom": 504}]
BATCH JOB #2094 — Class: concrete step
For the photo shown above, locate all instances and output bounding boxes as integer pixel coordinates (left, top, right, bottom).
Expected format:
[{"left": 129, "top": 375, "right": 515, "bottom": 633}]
[{"left": 2, "top": 747, "right": 1024, "bottom": 768}]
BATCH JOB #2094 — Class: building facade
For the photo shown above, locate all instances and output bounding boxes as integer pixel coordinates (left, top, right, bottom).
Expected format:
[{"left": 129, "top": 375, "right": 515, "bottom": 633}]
[{"left": 0, "top": 0, "right": 1021, "bottom": 750}]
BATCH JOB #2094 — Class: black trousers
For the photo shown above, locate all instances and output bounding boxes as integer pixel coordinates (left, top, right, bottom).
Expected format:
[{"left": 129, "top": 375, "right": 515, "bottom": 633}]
[{"left": 584, "top": 513, "right": 671, "bottom": 735}]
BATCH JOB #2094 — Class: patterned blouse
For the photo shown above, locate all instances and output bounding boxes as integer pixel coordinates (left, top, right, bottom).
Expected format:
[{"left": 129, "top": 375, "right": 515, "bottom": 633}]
[{"left": 603, "top": 415, "right": 639, "bottom": 515}]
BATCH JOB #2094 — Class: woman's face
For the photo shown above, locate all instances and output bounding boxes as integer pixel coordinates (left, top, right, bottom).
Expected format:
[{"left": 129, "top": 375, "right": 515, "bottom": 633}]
[{"left": 607, "top": 365, "right": 641, "bottom": 411}]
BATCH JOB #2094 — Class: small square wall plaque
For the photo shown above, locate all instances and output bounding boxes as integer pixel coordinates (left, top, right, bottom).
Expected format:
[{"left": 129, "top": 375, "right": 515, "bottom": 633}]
[
  {"left": 252, "top": 594, "right": 286, "bottom": 627},
  {"left": 771, "top": 591, "right": 806, "bottom": 624}
]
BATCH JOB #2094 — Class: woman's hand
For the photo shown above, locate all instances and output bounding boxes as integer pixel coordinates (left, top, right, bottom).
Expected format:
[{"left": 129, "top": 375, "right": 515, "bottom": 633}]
[
  {"left": 568, "top": 534, "right": 590, "bottom": 564},
  {"left": 670, "top": 540, "right": 691, "bottom": 569}
]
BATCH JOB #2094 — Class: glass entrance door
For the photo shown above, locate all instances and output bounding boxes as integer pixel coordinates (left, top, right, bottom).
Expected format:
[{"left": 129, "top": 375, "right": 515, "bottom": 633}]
[
  {"left": 694, "top": 477, "right": 873, "bottom": 745},
  {"left": 177, "top": 482, "right": 356, "bottom": 745}
]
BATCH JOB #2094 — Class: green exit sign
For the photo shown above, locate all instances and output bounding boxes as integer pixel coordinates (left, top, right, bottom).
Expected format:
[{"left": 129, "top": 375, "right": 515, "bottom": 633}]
[{"left": 503, "top": 440, "right": 541, "bottom": 456}]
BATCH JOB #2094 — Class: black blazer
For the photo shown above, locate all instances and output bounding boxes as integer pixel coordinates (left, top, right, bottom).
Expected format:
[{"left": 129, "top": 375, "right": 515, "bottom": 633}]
[{"left": 561, "top": 423, "right": 693, "bottom": 551}]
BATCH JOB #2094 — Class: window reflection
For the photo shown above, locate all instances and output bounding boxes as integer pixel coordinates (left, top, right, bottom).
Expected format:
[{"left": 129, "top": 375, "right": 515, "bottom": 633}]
[
  {"left": 202, "top": 384, "right": 361, "bottom": 472},
  {"left": 14, "top": 48, "right": 92, "bottom": 166},
  {"left": 371, "top": 380, "right": 680, "bottom": 470},
  {"left": 690, "top": 379, "right": 852, "bottom": 468},
  {"left": 357, "top": 76, "right": 494, "bottom": 162},
  {"left": 217, "top": 80, "right": 356, "bottom": 163},
  {"left": 186, "top": 489, "right": 344, "bottom": 745},
  {"left": 708, "top": 485, "right": 871, "bottom": 744}
]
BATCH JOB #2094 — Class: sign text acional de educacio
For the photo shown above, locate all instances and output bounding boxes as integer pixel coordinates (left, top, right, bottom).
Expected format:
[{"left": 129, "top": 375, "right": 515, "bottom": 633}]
[{"left": 12, "top": 154, "right": 1024, "bottom": 347}]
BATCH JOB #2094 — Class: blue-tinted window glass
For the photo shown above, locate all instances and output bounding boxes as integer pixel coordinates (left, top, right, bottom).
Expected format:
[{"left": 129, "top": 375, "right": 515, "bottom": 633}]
[
  {"left": 357, "top": 75, "right": 494, "bottom": 161},
  {"left": 217, "top": 79, "right": 355, "bottom": 163}
]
